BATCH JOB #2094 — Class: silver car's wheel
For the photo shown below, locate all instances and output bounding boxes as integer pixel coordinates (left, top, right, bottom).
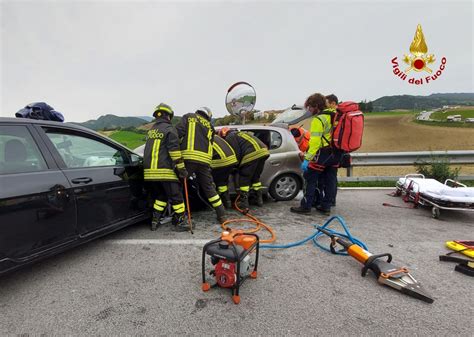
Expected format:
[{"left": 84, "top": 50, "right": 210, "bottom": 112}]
[{"left": 269, "top": 174, "right": 301, "bottom": 201}]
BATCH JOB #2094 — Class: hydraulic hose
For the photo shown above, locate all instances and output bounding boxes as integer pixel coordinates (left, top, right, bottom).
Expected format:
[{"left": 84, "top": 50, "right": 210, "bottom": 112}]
[
  {"left": 260, "top": 215, "right": 368, "bottom": 254},
  {"left": 221, "top": 196, "right": 366, "bottom": 253},
  {"left": 221, "top": 196, "right": 277, "bottom": 244}
]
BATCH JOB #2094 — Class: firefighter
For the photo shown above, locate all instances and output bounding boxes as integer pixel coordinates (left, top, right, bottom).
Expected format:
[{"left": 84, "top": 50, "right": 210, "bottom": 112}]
[
  {"left": 218, "top": 127, "right": 269, "bottom": 211},
  {"left": 290, "top": 93, "right": 341, "bottom": 215},
  {"left": 211, "top": 134, "right": 238, "bottom": 209},
  {"left": 143, "top": 103, "right": 189, "bottom": 232},
  {"left": 176, "top": 107, "right": 227, "bottom": 224}
]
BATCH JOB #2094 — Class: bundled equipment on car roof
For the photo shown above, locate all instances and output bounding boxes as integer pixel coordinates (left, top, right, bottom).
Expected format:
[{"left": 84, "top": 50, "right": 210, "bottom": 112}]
[{"left": 15, "top": 102, "right": 65, "bottom": 122}]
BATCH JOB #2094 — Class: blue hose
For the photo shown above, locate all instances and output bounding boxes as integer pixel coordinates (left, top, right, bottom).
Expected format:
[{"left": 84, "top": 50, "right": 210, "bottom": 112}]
[{"left": 259, "top": 215, "right": 368, "bottom": 255}]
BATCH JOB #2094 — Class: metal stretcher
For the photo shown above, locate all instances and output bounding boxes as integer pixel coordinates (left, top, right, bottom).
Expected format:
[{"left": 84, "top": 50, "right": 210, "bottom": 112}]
[{"left": 395, "top": 174, "right": 474, "bottom": 219}]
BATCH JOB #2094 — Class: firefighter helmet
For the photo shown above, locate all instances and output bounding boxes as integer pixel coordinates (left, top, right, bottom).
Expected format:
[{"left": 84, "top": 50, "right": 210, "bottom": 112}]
[
  {"left": 153, "top": 103, "right": 174, "bottom": 119},
  {"left": 196, "top": 106, "right": 212, "bottom": 120}
]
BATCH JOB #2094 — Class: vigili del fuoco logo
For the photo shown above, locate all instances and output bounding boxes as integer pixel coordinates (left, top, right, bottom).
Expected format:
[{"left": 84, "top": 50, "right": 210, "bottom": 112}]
[{"left": 391, "top": 24, "right": 447, "bottom": 85}]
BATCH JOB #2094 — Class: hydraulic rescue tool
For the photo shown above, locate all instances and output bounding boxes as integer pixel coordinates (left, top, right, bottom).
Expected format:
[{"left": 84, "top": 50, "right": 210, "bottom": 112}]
[
  {"left": 201, "top": 230, "right": 259, "bottom": 304},
  {"left": 317, "top": 227, "right": 434, "bottom": 303}
]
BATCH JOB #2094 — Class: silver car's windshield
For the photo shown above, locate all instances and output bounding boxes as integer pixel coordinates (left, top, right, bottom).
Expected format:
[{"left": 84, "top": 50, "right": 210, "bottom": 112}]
[{"left": 272, "top": 106, "right": 308, "bottom": 124}]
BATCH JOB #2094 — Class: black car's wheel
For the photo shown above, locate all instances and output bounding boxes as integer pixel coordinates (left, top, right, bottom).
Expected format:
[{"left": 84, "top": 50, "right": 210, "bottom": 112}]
[{"left": 269, "top": 173, "right": 301, "bottom": 201}]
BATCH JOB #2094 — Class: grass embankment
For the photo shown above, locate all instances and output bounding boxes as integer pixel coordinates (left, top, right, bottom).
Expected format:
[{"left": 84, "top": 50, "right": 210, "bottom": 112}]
[
  {"left": 420, "top": 108, "right": 474, "bottom": 128},
  {"left": 339, "top": 180, "right": 474, "bottom": 187},
  {"left": 108, "top": 130, "right": 146, "bottom": 149},
  {"left": 430, "top": 109, "right": 474, "bottom": 120}
]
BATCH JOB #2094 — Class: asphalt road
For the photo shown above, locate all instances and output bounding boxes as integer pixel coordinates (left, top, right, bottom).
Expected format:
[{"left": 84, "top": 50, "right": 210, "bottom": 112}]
[{"left": 1, "top": 189, "right": 473, "bottom": 335}]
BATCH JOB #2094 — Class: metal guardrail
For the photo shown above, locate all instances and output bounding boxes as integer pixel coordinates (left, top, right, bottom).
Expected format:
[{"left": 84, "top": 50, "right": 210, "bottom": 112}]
[{"left": 341, "top": 150, "right": 474, "bottom": 181}]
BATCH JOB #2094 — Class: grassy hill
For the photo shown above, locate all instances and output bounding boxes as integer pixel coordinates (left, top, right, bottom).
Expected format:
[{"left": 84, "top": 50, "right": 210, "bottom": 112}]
[
  {"left": 372, "top": 93, "right": 474, "bottom": 111},
  {"left": 108, "top": 130, "right": 147, "bottom": 149},
  {"left": 74, "top": 114, "right": 148, "bottom": 131}
]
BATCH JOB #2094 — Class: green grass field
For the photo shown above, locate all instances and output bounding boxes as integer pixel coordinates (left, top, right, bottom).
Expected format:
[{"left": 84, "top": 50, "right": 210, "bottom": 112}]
[
  {"left": 108, "top": 131, "right": 146, "bottom": 149},
  {"left": 430, "top": 109, "right": 474, "bottom": 121}
]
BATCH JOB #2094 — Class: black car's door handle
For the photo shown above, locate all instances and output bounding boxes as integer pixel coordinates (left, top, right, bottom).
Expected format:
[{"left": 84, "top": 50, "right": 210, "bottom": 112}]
[{"left": 71, "top": 177, "right": 93, "bottom": 184}]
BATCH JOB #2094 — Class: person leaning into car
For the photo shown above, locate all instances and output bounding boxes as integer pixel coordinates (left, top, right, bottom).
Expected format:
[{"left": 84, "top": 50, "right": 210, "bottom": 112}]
[
  {"left": 290, "top": 93, "right": 342, "bottom": 215},
  {"left": 218, "top": 127, "right": 269, "bottom": 212},
  {"left": 211, "top": 134, "right": 238, "bottom": 209},
  {"left": 143, "top": 103, "right": 189, "bottom": 232}
]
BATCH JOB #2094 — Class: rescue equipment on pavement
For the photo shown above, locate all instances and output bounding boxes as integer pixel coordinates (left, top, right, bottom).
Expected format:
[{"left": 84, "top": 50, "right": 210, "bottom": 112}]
[
  {"left": 394, "top": 174, "right": 474, "bottom": 219},
  {"left": 445, "top": 240, "right": 474, "bottom": 259},
  {"left": 317, "top": 226, "right": 434, "bottom": 303},
  {"left": 439, "top": 250, "right": 474, "bottom": 277},
  {"left": 201, "top": 230, "right": 259, "bottom": 304}
]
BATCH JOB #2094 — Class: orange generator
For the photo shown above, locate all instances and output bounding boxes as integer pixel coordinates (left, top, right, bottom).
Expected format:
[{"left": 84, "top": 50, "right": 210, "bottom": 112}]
[{"left": 201, "top": 231, "right": 260, "bottom": 304}]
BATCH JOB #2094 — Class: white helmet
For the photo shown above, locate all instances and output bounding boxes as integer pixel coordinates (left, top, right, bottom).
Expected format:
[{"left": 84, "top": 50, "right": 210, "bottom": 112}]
[{"left": 196, "top": 106, "right": 212, "bottom": 120}]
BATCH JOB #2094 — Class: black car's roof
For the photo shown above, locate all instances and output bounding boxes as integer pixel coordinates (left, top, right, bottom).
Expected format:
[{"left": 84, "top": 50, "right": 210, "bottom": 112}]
[
  {"left": 0, "top": 117, "right": 133, "bottom": 152},
  {"left": 0, "top": 117, "right": 93, "bottom": 133}
]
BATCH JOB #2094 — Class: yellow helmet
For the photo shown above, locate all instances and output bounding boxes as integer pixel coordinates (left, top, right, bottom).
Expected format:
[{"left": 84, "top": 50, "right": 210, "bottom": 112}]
[{"left": 153, "top": 103, "right": 174, "bottom": 119}]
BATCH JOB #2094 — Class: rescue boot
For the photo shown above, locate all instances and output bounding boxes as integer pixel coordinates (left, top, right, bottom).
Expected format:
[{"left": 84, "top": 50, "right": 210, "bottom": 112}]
[
  {"left": 220, "top": 191, "right": 232, "bottom": 209},
  {"left": 255, "top": 189, "right": 264, "bottom": 207},
  {"left": 151, "top": 211, "right": 163, "bottom": 231},
  {"left": 215, "top": 204, "right": 227, "bottom": 224},
  {"left": 172, "top": 213, "right": 191, "bottom": 232},
  {"left": 238, "top": 191, "right": 250, "bottom": 213}
]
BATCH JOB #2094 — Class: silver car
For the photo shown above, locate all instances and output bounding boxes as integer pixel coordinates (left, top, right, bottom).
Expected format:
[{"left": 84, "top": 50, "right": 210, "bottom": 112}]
[{"left": 134, "top": 124, "right": 303, "bottom": 201}]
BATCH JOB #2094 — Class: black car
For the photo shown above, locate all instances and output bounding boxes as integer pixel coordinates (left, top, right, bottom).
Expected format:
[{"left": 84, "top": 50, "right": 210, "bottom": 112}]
[{"left": 0, "top": 117, "right": 149, "bottom": 276}]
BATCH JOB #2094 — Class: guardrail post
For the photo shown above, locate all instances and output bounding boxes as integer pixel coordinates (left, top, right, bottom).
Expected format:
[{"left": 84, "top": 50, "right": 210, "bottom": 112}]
[{"left": 347, "top": 166, "right": 353, "bottom": 177}]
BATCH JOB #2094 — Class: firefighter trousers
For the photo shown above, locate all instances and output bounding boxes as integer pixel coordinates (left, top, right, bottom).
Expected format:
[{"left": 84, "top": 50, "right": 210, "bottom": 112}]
[
  {"left": 238, "top": 156, "right": 268, "bottom": 193},
  {"left": 212, "top": 166, "right": 235, "bottom": 194},
  {"left": 150, "top": 181, "right": 186, "bottom": 215},
  {"left": 186, "top": 161, "right": 223, "bottom": 209}
]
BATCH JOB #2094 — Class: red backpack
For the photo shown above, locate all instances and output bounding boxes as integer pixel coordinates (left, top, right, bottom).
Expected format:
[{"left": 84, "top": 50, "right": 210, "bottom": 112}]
[{"left": 330, "top": 101, "right": 364, "bottom": 152}]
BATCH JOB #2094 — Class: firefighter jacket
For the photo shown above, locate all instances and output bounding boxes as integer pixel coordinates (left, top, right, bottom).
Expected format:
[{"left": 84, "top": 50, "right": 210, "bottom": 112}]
[
  {"left": 224, "top": 131, "right": 269, "bottom": 166},
  {"left": 211, "top": 135, "right": 238, "bottom": 169},
  {"left": 176, "top": 112, "right": 214, "bottom": 165},
  {"left": 143, "top": 116, "right": 185, "bottom": 181},
  {"left": 304, "top": 108, "right": 335, "bottom": 161}
]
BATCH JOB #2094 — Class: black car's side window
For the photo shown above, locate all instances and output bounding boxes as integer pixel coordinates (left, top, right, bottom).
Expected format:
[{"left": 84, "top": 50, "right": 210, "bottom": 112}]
[
  {"left": 44, "top": 131, "right": 126, "bottom": 168},
  {"left": 0, "top": 125, "right": 48, "bottom": 175}
]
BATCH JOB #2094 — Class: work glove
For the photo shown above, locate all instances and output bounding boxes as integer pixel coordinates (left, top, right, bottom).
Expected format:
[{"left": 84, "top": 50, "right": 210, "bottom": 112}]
[
  {"left": 301, "top": 160, "right": 309, "bottom": 172},
  {"left": 177, "top": 167, "right": 188, "bottom": 179}
]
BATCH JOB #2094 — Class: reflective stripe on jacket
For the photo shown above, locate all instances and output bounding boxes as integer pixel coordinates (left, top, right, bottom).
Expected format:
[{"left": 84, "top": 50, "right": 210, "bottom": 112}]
[
  {"left": 143, "top": 117, "right": 184, "bottom": 181},
  {"left": 211, "top": 135, "right": 238, "bottom": 169},
  {"left": 225, "top": 131, "right": 270, "bottom": 166},
  {"left": 176, "top": 112, "right": 214, "bottom": 165},
  {"left": 304, "top": 108, "right": 335, "bottom": 161}
]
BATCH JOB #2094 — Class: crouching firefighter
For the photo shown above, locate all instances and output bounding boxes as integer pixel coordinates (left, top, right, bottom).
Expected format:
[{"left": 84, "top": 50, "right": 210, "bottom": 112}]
[
  {"left": 211, "top": 134, "right": 238, "bottom": 209},
  {"left": 176, "top": 107, "right": 227, "bottom": 224},
  {"left": 218, "top": 127, "right": 269, "bottom": 212},
  {"left": 144, "top": 103, "right": 189, "bottom": 232}
]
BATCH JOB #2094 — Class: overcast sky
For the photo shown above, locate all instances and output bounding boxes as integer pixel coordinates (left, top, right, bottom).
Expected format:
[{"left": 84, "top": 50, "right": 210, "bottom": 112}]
[{"left": 1, "top": 0, "right": 472, "bottom": 122}]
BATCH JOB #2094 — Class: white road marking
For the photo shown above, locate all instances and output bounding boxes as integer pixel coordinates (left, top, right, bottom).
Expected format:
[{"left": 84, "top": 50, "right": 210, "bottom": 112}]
[{"left": 106, "top": 239, "right": 209, "bottom": 245}]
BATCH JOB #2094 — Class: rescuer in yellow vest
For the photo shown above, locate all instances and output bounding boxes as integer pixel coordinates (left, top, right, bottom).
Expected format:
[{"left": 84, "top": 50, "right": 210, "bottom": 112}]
[
  {"left": 175, "top": 107, "right": 227, "bottom": 224},
  {"left": 290, "top": 93, "right": 341, "bottom": 215},
  {"left": 143, "top": 103, "right": 189, "bottom": 231}
]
